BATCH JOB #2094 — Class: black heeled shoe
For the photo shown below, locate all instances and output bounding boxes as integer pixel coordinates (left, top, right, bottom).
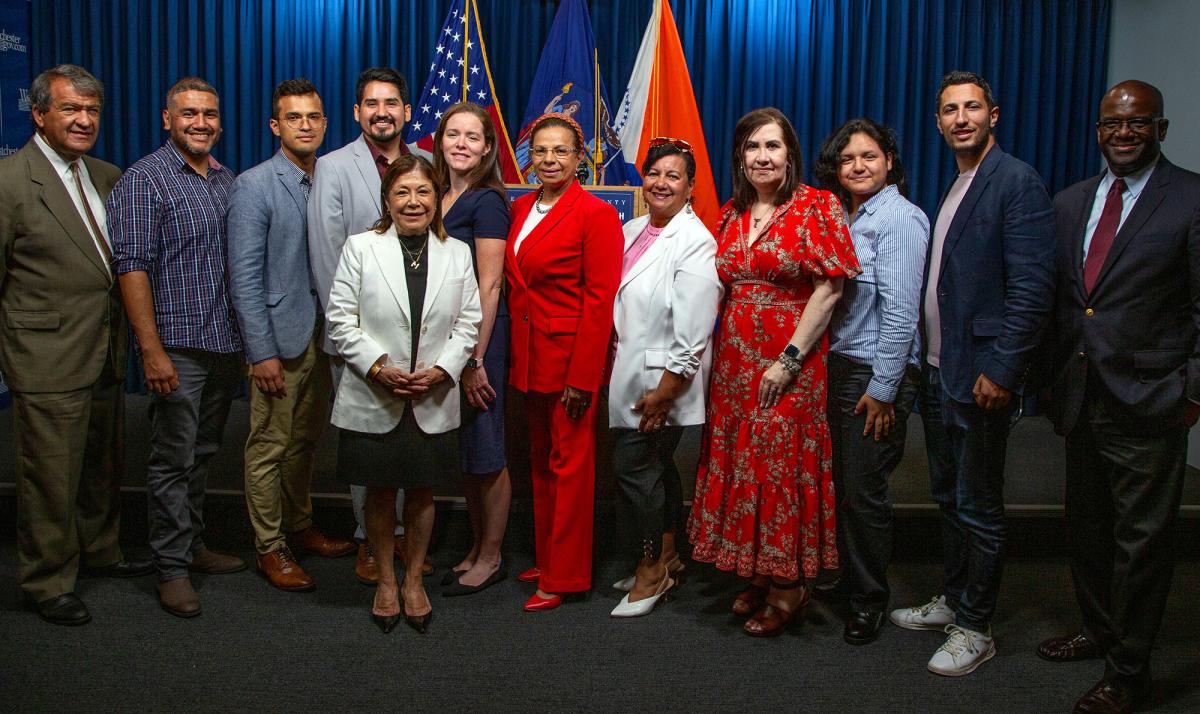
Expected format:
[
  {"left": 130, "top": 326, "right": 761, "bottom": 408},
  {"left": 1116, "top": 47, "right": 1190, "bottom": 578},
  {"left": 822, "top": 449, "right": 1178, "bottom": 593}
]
[
  {"left": 404, "top": 609, "right": 432, "bottom": 634},
  {"left": 372, "top": 611, "right": 401, "bottom": 634},
  {"left": 440, "top": 567, "right": 468, "bottom": 587}
]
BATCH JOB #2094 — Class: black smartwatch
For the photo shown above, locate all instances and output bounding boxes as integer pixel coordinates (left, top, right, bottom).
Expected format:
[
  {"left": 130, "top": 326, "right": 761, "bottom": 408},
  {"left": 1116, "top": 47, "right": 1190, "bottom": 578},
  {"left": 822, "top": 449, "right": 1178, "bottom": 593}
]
[
  {"left": 783, "top": 343, "right": 802, "bottom": 360},
  {"left": 465, "top": 358, "right": 482, "bottom": 369}
]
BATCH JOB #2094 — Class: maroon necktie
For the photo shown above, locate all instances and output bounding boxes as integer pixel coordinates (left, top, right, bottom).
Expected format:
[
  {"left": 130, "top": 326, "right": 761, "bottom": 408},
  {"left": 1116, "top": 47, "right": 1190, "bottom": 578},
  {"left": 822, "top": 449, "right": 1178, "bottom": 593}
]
[{"left": 1082, "top": 178, "right": 1126, "bottom": 294}]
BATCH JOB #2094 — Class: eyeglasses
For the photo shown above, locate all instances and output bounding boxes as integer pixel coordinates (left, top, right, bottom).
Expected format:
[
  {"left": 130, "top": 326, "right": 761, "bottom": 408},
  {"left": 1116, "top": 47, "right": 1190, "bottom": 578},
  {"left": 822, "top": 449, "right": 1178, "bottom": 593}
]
[
  {"left": 281, "top": 112, "right": 326, "bottom": 128},
  {"left": 530, "top": 146, "right": 578, "bottom": 159},
  {"left": 1096, "top": 116, "right": 1161, "bottom": 133},
  {"left": 648, "top": 136, "right": 692, "bottom": 153}
]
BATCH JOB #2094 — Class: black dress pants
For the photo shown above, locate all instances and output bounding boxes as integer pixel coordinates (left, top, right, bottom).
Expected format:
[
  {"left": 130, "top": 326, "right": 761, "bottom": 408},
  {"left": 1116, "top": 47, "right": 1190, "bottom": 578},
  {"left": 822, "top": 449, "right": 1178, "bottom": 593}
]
[
  {"left": 826, "top": 353, "right": 919, "bottom": 613},
  {"left": 1065, "top": 396, "right": 1187, "bottom": 686}
]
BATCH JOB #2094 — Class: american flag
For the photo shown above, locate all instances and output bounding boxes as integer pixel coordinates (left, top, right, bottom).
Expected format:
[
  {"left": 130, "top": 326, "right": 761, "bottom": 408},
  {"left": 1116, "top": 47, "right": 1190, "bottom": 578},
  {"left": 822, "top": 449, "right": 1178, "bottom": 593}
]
[{"left": 405, "top": 0, "right": 522, "bottom": 183}]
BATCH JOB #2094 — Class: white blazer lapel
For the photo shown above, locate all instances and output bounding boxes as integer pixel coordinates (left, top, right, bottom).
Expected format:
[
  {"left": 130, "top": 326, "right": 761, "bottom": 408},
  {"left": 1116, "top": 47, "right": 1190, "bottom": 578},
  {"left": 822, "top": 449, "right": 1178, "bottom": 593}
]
[
  {"left": 619, "top": 213, "right": 681, "bottom": 292},
  {"left": 371, "top": 227, "right": 411, "bottom": 322},
  {"left": 421, "top": 230, "right": 449, "bottom": 321}
]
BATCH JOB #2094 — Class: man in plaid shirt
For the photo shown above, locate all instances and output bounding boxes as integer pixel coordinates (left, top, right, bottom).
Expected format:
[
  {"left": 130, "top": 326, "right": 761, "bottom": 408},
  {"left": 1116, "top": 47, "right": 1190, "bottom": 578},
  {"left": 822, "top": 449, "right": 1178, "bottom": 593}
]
[{"left": 108, "top": 76, "right": 247, "bottom": 619}]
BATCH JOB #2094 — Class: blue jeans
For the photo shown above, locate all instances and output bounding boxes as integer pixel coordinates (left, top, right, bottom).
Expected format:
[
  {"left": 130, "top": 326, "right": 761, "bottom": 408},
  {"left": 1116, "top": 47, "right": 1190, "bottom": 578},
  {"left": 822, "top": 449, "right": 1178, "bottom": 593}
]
[{"left": 920, "top": 366, "right": 1013, "bottom": 632}]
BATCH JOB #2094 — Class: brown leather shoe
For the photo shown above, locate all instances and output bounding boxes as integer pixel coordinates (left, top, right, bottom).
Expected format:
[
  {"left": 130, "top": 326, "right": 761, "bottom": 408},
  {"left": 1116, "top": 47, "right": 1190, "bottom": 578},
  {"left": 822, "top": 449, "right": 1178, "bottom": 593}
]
[
  {"left": 288, "top": 526, "right": 356, "bottom": 558},
  {"left": 1038, "top": 633, "right": 1105, "bottom": 662},
  {"left": 1073, "top": 678, "right": 1137, "bottom": 714},
  {"left": 355, "top": 542, "right": 379, "bottom": 585},
  {"left": 158, "top": 577, "right": 201, "bottom": 618},
  {"left": 394, "top": 535, "right": 435, "bottom": 576},
  {"left": 189, "top": 548, "right": 247, "bottom": 574},
  {"left": 257, "top": 547, "right": 315, "bottom": 591}
]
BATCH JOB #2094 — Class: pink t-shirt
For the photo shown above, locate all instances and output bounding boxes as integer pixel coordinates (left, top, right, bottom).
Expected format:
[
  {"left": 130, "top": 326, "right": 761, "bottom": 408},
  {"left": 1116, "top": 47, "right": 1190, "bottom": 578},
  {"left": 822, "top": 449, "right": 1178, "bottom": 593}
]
[
  {"left": 924, "top": 168, "right": 976, "bottom": 368},
  {"left": 622, "top": 224, "right": 664, "bottom": 278}
]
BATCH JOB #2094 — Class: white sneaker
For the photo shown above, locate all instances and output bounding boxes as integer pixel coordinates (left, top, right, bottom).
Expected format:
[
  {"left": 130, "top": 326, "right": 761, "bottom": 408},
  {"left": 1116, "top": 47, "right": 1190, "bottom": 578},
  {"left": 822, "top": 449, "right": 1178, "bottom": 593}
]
[
  {"left": 927, "top": 624, "right": 996, "bottom": 677},
  {"left": 889, "top": 595, "right": 956, "bottom": 630}
]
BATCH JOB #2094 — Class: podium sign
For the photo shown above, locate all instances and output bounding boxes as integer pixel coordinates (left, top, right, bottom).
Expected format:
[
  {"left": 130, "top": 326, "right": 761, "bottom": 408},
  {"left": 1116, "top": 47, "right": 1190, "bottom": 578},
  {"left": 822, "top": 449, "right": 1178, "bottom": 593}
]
[{"left": 505, "top": 184, "right": 646, "bottom": 223}]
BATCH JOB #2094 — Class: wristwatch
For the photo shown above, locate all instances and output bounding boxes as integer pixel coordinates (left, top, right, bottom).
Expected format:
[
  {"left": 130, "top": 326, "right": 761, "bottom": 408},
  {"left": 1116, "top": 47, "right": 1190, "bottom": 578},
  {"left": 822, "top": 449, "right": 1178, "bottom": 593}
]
[
  {"left": 783, "top": 343, "right": 802, "bottom": 360},
  {"left": 465, "top": 357, "right": 482, "bottom": 369}
]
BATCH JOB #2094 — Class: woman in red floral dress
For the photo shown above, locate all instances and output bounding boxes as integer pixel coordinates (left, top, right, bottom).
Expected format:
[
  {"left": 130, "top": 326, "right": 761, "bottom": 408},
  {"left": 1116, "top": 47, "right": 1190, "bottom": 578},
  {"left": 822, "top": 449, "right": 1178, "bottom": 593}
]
[{"left": 689, "top": 108, "right": 860, "bottom": 636}]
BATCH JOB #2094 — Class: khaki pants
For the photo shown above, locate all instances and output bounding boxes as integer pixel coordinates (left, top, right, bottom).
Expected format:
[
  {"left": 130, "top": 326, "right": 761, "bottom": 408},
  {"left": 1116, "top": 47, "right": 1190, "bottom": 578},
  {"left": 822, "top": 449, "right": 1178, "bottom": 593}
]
[
  {"left": 13, "top": 375, "right": 124, "bottom": 602},
  {"left": 244, "top": 332, "right": 332, "bottom": 554}
]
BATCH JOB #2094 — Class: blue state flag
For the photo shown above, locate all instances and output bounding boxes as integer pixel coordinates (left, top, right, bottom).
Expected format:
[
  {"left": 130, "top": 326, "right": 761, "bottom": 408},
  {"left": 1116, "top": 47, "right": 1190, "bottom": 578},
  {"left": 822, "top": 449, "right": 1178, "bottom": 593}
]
[{"left": 514, "top": 0, "right": 639, "bottom": 186}]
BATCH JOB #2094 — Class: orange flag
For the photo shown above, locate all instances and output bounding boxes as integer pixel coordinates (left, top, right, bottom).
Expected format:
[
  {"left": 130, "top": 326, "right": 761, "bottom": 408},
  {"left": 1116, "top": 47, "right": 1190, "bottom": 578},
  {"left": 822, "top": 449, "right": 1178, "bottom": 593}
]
[{"left": 615, "top": 0, "right": 720, "bottom": 230}]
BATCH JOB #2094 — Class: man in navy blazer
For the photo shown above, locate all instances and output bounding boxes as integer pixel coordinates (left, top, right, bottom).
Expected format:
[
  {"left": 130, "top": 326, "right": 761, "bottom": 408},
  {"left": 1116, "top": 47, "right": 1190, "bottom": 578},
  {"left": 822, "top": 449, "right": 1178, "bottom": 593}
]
[
  {"left": 889, "top": 71, "right": 1055, "bottom": 677},
  {"left": 1037, "top": 81, "right": 1200, "bottom": 714},
  {"left": 228, "top": 79, "right": 355, "bottom": 592}
]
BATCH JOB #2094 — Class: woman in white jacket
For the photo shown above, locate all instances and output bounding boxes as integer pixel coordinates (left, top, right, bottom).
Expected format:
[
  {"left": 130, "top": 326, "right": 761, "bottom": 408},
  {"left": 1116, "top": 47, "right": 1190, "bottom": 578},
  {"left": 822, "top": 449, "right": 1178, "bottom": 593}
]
[
  {"left": 607, "top": 139, "right": 723, "bottom": 617},
  {"left": 326, "top": 156, "right": 481, "bottom": 634}
]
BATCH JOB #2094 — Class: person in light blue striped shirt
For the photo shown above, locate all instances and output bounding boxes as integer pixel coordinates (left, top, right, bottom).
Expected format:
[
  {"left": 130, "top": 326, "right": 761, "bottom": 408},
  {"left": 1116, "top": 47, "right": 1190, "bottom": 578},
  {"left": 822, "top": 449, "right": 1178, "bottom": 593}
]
[{"left": 814, "top": 117, "right": 930, "bottom": 646}]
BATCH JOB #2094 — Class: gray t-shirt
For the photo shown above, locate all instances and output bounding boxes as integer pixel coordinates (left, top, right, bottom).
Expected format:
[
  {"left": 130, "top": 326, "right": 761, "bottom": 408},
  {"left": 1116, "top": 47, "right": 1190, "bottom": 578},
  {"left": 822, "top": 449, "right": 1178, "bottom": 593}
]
[{"left": 924, "top": 168, "right": 976, "bottom": 368}]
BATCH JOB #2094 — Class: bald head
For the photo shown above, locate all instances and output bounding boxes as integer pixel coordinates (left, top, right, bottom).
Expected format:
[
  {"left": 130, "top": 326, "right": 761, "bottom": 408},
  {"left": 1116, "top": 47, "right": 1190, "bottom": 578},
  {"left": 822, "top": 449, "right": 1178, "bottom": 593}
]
[
  {"left": 1096, "top": 79, "right": 1168, "bottom": 177},
  {"left": 1103, "top": 80, "right": 1164, "bottom": 116}
]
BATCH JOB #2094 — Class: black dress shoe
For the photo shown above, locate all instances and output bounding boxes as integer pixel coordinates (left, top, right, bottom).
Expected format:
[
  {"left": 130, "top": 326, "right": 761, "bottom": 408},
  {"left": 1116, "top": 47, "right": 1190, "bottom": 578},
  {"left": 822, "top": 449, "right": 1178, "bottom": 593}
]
[
  {"left": 843, "top": 610, "right": 885, "bottom": 645},
  {"left": 31, "top": 593, "right": 91, "bottom": 626},
  {"left": 82, "top": 558, "right": 155, "bottom": 579},
  {"left": 1038, "top": 633, "right": 1105, "bottom": 662},
  {"left": 1074, "top": 678, "right": 1139, "bottom": 714},
  {"left": 442, "top": 563, "right": 507, "bottom": 597}
]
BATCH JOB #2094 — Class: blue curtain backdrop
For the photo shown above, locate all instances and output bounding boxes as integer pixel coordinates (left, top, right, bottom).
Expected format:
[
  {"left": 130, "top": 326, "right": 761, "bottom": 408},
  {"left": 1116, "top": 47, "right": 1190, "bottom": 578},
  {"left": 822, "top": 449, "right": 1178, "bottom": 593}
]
[{"left": 30, "top": 0, "right": 1109, "bottom": 217}]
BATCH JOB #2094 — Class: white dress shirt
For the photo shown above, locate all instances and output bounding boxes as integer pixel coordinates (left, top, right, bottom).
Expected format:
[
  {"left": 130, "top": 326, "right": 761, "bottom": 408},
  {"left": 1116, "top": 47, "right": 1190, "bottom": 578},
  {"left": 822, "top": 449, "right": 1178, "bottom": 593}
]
[{"left": 1081, "top": 156, "right": 1159, "bottom": 262}]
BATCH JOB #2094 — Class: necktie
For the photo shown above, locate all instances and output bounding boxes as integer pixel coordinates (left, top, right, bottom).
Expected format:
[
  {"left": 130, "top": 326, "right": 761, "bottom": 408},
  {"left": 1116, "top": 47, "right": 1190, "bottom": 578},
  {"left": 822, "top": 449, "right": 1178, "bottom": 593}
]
[
  {"left": 71, "top": 161, "right": 114, "bottom": 268},
  {"left": 1082, "top": 178, "right": 1126, "bottom": 294}
]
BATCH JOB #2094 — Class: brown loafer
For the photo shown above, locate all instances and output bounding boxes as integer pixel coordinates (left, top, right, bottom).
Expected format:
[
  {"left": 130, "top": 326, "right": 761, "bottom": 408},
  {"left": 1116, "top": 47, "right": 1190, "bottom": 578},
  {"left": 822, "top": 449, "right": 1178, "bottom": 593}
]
[
  {"left": 288, "top": 526, "right": 356, "bottom": 558},
  {"left": 1074, "top": 678, "right": 1138, "bottom": 714},
  {"left": 355, "top": 542, "right": 379, "bottom": 585},
  {"left": 393, "top": 535, "right": 435, "bottom": 576},
  {"left": 257, "top": 547, "right": 315, "bottom": 592},
  {"left": 158, "top": 577, "right": 201, "bottom": 618},
  {"left": 189, "top": 548, "right": 247, "bottom": 574},
  {"left": 1038, "top": 633, "right": 1105, "bottom": 662}
]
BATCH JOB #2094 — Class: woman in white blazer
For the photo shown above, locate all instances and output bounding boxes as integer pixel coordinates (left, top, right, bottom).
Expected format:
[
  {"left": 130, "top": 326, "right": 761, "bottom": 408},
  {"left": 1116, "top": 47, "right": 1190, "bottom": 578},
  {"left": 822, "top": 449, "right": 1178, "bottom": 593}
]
[
  {"left": 325, "top": 156, "right": 481, "bottom": 634},
  {"left": 607, "top": 140, "right": 723, "bottom": 617}
]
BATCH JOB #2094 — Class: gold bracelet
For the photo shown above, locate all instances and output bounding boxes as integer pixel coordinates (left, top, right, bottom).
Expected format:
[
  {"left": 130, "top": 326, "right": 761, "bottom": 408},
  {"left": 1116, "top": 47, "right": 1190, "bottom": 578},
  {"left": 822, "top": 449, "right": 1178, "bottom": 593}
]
[{"left": 367, "top": 355, "right": 388, "bottom": 381}]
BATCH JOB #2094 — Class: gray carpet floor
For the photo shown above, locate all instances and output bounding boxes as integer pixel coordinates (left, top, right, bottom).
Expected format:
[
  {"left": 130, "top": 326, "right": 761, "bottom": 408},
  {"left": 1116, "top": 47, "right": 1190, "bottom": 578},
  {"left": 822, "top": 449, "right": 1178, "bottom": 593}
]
[{"left": 1, "top": 497, "right": 1197, "bottom": 713}]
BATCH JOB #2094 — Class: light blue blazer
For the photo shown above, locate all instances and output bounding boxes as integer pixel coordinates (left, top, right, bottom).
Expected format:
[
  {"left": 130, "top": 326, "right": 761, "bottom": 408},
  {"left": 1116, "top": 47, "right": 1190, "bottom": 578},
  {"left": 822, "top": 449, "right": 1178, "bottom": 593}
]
[{"left": 227, "top": 150, "right": 320, "bottom": 364}]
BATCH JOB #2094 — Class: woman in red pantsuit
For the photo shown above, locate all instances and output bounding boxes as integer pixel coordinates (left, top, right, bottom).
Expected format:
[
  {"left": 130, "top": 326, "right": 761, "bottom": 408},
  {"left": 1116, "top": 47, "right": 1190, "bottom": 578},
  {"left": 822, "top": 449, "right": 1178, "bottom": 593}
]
[
  {"left": 689, "top": 108, "right": 860, "bottom": 636},
  {"left": 505, "top": 113, "right": 623, "bottom": 611}
]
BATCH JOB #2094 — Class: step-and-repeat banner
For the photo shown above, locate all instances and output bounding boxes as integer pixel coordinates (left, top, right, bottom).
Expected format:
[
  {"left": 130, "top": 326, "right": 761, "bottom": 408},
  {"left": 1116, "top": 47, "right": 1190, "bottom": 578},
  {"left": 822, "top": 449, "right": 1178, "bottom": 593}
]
[{"left": 0, "top": 0, "right": 30, "bottom": 157}]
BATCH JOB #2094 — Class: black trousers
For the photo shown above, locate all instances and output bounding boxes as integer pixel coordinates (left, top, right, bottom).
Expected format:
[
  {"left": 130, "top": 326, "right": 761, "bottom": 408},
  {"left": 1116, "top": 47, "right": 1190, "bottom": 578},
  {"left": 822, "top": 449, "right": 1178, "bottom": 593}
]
[
  {"left": 1065, "top": 395, "right": 1187, "bottom": 686},
  {"left": 826, "top": 353, "right": 919, "bottom": 613},
  {"left": 612, "top": 426, "right": 683, "bottom": 559}
]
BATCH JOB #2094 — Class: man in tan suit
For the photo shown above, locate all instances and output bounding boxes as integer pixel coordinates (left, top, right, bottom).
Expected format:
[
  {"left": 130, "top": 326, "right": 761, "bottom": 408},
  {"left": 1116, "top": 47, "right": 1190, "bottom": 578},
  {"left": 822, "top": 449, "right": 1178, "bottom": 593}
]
[{"left": 0, "top": 64, "right": 151, "bottom": 626}]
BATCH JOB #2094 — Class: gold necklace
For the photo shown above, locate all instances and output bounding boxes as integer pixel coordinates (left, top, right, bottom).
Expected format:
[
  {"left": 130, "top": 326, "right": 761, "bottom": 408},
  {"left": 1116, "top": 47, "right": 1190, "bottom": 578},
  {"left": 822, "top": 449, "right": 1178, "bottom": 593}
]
[
  {"left": 399, "top": 234, "right": 428, "bottom": 268},
  {"left": 751, "top": 203, "right": 773, "bottom": 229}
]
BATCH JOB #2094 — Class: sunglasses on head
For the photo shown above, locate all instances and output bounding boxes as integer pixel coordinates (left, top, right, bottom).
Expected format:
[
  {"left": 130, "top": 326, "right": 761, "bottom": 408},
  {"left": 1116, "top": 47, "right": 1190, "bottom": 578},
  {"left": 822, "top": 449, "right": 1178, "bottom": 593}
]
[{"left": 648, "top": 136, "right": 692, "bottom": 153}]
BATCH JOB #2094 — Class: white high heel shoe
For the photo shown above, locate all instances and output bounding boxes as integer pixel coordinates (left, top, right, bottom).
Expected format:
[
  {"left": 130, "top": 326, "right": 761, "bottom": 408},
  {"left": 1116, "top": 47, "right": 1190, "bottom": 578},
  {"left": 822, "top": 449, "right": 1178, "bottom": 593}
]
[
  {"left": 610, "top": 573, "right": 674, "bottom": 618},
  {"left": 615, "top": 553, "right": 684, "bottom": 592}
]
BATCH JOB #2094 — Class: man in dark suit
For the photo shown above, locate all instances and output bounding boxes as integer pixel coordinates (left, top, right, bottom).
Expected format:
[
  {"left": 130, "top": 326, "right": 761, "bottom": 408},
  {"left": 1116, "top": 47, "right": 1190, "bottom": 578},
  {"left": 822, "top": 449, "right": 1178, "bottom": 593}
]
[
  {"left": 889, "top": 71, "right": 1056, "bottom": 676},
  {"left": 1038, "top": 80, "right": 1200, "bottom": 714},
  {"left": 0, "top": 65, "right": 152, "bottom": 626}
]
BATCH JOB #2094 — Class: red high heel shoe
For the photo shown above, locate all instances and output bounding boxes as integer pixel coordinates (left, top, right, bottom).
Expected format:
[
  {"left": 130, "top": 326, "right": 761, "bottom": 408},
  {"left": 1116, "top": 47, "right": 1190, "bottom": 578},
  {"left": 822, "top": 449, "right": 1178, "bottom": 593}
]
[
  {"left": 517, "top": 567, "right": 541, "bottom": 583},
  {"left": 523, "top": 592, "right": 562, "bottom": 612}
]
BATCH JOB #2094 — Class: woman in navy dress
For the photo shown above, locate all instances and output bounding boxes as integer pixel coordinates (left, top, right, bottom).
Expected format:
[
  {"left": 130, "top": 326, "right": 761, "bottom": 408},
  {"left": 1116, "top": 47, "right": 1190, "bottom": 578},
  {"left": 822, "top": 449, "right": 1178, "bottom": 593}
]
[{"left": 432, "top": 102, "right": 513, "bottom": 595}]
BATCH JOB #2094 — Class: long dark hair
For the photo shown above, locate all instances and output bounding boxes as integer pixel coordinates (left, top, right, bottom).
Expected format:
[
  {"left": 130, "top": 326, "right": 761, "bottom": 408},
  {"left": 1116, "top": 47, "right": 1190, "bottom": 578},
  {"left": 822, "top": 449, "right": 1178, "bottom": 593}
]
[
  {"left": 813, "top": 117, "right": 909, "bottom": 209},
  {"left": 372, "top": 155, "right": 447, "bottom": 241},
  {"left": 432, "top": 102, "right": 506, "bottom": 195},
  {"left": 729, "top": 107, "right": 804, "bottom": 211}
]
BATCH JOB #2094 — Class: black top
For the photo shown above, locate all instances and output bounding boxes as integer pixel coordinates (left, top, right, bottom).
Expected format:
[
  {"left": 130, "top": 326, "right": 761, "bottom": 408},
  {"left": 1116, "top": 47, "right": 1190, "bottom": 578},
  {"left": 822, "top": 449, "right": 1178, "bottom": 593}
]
[{"left": 397, "top": 230, "right": 429, "bottom": 370}]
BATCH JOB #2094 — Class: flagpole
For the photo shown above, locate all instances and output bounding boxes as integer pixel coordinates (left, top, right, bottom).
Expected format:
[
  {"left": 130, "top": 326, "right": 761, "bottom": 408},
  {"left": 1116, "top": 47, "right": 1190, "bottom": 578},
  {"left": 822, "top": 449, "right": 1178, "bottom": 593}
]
[
  {"left": 592, "top": 48, "right": 602, "bottom": 185},
  {"left": 462, "top": 0, "right": 470, "bottom": 102}
]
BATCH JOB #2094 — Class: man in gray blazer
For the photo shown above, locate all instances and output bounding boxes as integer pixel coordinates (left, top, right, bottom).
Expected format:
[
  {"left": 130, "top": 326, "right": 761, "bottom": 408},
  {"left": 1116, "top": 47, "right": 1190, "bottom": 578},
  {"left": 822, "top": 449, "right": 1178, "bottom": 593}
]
[
  {"left": 228, "top": 79, "right": 356, "bottom": 592},
  {"left": 307, "top": 67, "right": 432, "bottom": 583},
  {"left": 0, "top": 65, "right": 152, "bottom": 626}
]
